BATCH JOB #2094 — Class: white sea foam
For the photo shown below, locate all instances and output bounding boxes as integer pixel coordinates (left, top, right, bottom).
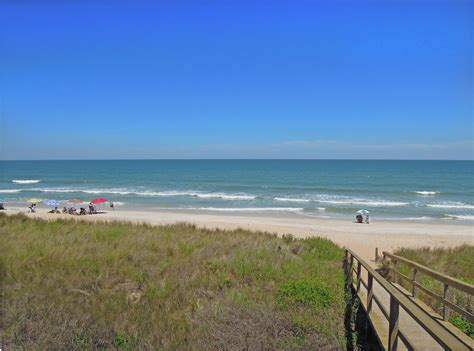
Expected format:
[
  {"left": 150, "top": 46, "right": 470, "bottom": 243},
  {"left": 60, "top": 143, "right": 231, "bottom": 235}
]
[
  {"left": 12, "top": 179, "right": 41, "bottom": 184},
  {"left": 276, "top": 195, "right": 408, "bottom": 207},
  {"left": 317, "top": 199, "right": 409, "bottom": 207},
  {"left": 413, "top": 191, "right": 438, "bottom": 195},
  {"left": 274, "top": 197, "right": 311, "bottom": 203},
  {"left": 406, "top": 216, "right": 433, "bottom": 221},
  {"left": 31, "top": 188, "right": 78, "bottom": 193},
  {"left": 182, "top": 207, "right": 305, "bottom": 212},
  {"left": 0, "top": 189, "right": 22, "bottom": 193},
  {"left": 28, "top": 188, "right": 257, "bottom": 200},
  {"left": 427, "top": 203, "right": 474, "bottom": 210},
  {"left": 445, "top": 214, "right": 474, "bottom": 221}
]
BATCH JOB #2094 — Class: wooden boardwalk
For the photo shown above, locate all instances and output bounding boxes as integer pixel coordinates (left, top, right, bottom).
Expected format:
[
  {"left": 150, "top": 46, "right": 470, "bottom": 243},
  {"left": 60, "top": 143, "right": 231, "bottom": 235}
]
[{"left": 345, "top": 249, "right": 474, "bottom": 351}]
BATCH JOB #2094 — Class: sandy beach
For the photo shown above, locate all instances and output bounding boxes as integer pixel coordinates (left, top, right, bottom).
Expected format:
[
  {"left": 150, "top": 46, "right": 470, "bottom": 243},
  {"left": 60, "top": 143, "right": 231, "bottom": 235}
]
[{"left": 8, "top": 208, "right": 473, "bottom": 262}]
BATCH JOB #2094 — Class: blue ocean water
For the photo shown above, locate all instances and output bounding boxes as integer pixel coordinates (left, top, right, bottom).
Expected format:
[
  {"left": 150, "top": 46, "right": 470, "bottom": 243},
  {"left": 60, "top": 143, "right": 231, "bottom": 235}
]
[{"left": 0, "top": 160, "right": 473, "bottom": 221}]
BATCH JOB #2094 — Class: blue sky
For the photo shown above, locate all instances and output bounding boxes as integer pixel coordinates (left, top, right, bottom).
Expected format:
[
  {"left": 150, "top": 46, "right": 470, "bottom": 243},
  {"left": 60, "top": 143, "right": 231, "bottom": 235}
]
[{"left": 1, "top": 0, "right": 472, "bottom": 160}]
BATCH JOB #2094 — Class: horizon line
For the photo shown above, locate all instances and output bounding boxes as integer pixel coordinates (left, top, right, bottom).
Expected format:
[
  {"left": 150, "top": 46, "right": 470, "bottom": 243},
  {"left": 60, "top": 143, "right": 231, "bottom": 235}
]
[{"left": 1, "top": 158, "right": 473, "bottom": 162}]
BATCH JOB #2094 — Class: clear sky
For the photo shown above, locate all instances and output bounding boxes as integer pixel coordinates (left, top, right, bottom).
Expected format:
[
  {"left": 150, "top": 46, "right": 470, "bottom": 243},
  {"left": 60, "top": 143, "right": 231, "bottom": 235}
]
[{"left": 1, "top": 0, "right": 473, "bottom": 160}]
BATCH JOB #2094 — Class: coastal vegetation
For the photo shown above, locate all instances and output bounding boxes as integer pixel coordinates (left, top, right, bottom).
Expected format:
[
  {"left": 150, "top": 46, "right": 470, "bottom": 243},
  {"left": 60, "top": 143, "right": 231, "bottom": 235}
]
[
  {"left": 0, "top": 213, "right": 349, "bottom": 350},
  {"left": 393, "top": 245, "right": 474, "bottom": 337}
]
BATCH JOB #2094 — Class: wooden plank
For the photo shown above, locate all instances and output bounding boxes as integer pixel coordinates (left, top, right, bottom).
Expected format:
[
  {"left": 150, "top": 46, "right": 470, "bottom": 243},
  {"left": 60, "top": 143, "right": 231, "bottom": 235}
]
[
  {"left": 373, "top": 294, "right": 390, "bottom": 320},
  {"left": 355, "top": 287, "right": 388, "bottom": 350},
  {"left": 383, "top": 252, "right": 474, "bottom": 295},
  {"left": 398, "top": 331, "right": 415, "bottom": 351}
]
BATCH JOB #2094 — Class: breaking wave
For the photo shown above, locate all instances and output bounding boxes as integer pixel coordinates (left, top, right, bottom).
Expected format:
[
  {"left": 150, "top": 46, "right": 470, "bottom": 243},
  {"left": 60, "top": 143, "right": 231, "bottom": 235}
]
[
  {"left": 413, "top": 191, "right": 439, "bottom": 196},
  {"left": 0, "top": 189, "right": 22, "bottom": 193},
  {"left": 176, "top": 207, "right": 305, "bottom": 212},
  {"left": 274, "top": 197, "right": 311, "bottom": 203},
  {"left": 12, "top": 179, "right": 41, "bottom": 184},
  {"left": 427, "top": 203, "right": 474, "bottom": 210},
  {"left": 316, "top": 199, "right": 409, "bottom": 207},
  {"left": 27, "top": 188, "right": 257, "bottom": 200},
  {"left": 445, "top": 214, "right": 474, "bottom": 221}
]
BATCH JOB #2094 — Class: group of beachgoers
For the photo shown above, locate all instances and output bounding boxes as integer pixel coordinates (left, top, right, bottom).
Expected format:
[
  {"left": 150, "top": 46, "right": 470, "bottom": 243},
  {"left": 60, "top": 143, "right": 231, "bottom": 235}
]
[
  {"left": 48, "top": 204, "right": 97, "bottom": 215},
  {"left": 24, "top": 202, "right": 114, "bottom": 215}
]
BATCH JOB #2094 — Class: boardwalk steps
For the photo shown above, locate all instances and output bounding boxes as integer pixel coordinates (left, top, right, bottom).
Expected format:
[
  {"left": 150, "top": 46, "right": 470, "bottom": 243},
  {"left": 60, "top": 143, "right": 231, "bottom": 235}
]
[{"left": 345, "top": 249, "right": 474, "bottom": 351}]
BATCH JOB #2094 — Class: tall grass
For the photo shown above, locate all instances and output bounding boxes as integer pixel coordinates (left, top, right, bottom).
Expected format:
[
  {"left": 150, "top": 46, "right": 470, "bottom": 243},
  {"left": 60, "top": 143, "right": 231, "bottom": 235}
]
[
  {"left": 393, "top": 245, "right": 474, "bottom": 337},
  {"left": 0, "top": 213, "right": 348, "bottom": 350}
]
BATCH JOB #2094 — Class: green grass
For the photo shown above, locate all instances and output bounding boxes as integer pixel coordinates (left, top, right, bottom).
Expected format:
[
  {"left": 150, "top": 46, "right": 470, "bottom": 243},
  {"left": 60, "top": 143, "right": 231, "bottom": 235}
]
[
  {"left": 0, "top": 213, "right": 348, "bottom": 350},
  {"left": 393, "top": 245, "right": 474, "bottom": 338}
]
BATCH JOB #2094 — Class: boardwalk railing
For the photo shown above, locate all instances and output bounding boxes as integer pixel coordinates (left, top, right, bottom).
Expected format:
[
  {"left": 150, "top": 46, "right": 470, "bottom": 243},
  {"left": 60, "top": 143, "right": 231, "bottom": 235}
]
[
  {"left": 345, "top": 249, "right": 472, "bottom": 351},
  {"left": 382, "top": 251, "right": 474, "bottom": 323}
]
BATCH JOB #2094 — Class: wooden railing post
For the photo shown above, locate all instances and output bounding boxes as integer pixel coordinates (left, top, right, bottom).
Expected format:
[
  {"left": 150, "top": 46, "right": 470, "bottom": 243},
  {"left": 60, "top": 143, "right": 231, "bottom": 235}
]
[
  {"left": 375, "top": 247, "right": 379, "bottom": 261},
  {"left": 443, "top": 284, "right": 451, "bottom": 320},
  {"left": 367, "top": 273, "right": 373, "bottom": 315},
  {"left": 392, "top": 259, "right": 398, "bottom": 284},
  {"left": 350, "top": 254, "right": 354, "bottom": 282},
  {"left": 388, "top": 295, "right": 400, "bottom": 351},
  {"left": 412, "top": 269, "right": 418, "bottom": 297},
  {"left": 356, "top": 261, "right": 362, "bottom": 292},
  {"left": 344, "top": 250, "right": 348, "bottom": 274}
]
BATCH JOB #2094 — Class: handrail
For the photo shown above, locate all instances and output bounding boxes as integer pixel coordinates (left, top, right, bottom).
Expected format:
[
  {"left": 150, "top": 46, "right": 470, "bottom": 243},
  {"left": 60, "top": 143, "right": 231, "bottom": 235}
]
[
  {"left": 345, "top": 249, "right": 472, "bottom": 351},
  {"left": 383, "top": 252, "right": 474, "bottom": 295},
  {"left": 383, "top": 251, "right": 473, "bottom": 322}
]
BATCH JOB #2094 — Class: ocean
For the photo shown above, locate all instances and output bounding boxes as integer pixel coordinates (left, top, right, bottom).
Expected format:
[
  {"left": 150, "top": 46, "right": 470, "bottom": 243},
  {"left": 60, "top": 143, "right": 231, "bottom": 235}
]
[{"left": 1, "top": 160, "right": 473, "bottom": 222}]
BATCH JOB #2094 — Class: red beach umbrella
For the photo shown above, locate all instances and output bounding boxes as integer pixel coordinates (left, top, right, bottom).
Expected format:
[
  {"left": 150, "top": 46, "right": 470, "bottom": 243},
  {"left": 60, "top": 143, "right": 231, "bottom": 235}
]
[{"left": 90, "top": 198, "right": 108, "bottom": 205}]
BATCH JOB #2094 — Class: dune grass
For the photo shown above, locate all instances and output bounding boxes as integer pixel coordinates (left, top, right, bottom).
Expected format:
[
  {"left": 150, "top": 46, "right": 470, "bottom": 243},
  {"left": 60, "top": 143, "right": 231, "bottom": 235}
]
[
  {"left": 393, "top": 245, "right": 474, "bottom": 337},
  {"left": 0, "top": 213, "right": 348, "bottom": 350}
]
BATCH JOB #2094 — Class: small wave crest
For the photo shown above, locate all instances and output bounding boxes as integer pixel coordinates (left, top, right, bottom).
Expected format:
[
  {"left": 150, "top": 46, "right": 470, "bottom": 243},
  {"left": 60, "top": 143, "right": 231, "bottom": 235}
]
[
  {"left": 274, "top": 197, "right": 311, "bottom": 203},
  {"left": 12, "top": 179, "right": 41, "bottom": 184},
  {"left": 176, "top": 207, "right": 304, "bottom": 212},
  {"left": 427, "top": 203, "right": 474, "bottom": 210},
  {"left": 317, "top": 199, "right": 409, "bottom": 207},
  {"left": 28, "top": 188, "right": 257, "bottom": 200},
  {"left": 413, "top": 191, "right": 439, "bottom": 196},
  {"left": 406, "top": 216, "right": 433, "bottom": 221},
  {"left": 445, "top": 214, "right": 474, "bottom": 221},
  {"left": 0, "top": 189, "right": 22, "bottom": 193},
  {"left": 275, "top": 195, "right": 408, "bottom": 207}
]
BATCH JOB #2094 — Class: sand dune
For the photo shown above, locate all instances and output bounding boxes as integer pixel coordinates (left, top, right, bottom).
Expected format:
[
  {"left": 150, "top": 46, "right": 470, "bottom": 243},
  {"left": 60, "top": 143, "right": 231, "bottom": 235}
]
[{"left": 8, "top": 208, "right": 474, "bottom": 262}]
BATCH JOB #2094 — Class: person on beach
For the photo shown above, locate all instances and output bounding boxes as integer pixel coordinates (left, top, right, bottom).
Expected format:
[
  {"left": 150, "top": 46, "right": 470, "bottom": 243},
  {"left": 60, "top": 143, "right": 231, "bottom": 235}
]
[
  {"left": 79, "top": 207, "right": 87, "bottom": 215},
  {"left": 365, "top": 214, "right": 370, "bottom": 224},
  {"left": 356, "top": 214, "right": 363, "bottom": 223},
  {"left": 89, "top": 204, "right": 94, "bottom": 214},
  {"left": 29, "top": 204, "right": 36, "bottom": 213},
  {"left": 48, "top": 206, "right": 60, "bottom": 214},
  {"left": 110, "top": 202, "right": 114, "bottom": 210},
  {"left": 62, "top": 207, "right": 68, "bottom": 214},
  {"left": 0, "top": 203, "right": 5, "bottom": 210}
]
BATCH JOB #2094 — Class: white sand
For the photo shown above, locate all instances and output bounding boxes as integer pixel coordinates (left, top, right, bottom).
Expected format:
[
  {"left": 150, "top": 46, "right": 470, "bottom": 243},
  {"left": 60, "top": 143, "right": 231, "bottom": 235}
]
[{"left": 8, "top": 209, "right": 474, "bottom": 262}]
